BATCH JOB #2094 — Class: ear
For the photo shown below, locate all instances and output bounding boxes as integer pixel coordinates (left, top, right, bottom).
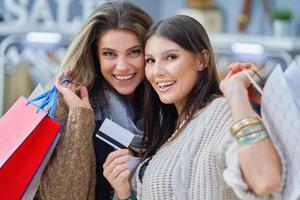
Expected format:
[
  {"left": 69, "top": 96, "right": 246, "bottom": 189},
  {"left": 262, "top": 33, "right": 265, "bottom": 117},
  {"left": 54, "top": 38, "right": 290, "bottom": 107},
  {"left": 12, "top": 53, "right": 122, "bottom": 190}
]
[{"left": 197, "top": 49, "right": 209, "bottom": 71}]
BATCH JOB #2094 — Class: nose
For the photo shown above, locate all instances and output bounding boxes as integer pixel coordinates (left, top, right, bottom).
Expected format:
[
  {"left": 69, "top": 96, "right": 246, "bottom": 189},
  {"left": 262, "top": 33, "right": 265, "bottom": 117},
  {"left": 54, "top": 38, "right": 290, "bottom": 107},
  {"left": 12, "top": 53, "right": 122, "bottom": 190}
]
[
  {"left": 151, "top": 61, "right": 165, "bottom": 77},
  {"left": 115, "top": 56, "right": 130, "bottom": 72}
]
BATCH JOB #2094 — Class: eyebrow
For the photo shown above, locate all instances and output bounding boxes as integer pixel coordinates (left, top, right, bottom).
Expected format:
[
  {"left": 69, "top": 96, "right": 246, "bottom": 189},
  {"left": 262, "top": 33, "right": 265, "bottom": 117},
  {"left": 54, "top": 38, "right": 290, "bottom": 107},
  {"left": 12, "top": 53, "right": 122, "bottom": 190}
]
[
  {"left": 100, "top": 45, "right": 142, "bottom": 52},
  {"left": 145, "top": 49, "right": 179, "bottom": 57},
  {"left": 127, "top": 45, "right": 142, "bottom": 51}
]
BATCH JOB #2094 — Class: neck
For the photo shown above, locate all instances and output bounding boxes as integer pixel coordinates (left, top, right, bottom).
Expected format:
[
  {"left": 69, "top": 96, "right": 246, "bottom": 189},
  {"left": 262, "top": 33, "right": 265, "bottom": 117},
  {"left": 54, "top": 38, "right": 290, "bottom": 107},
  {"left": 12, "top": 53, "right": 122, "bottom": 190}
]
[
  {"left": 125, "top": 92, "right": 135, "bottom": 106},
  {"left": 125, "top": 92, "right": 141, "bottom": 120},
  {"left": 175, "top": 97, "right": 187, "bottom": 117},
  {"left": 175, "top": 101, "right": 182, "bottom": 114},
  {"left": 176, "top": 112, "right": 188, "bottom": 129}
]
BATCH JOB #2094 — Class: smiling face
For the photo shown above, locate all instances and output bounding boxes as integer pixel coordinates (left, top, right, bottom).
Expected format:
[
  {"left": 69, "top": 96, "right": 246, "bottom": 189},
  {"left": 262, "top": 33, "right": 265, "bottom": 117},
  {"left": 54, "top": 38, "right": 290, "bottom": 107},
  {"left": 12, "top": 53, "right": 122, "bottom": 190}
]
[
  {"left": 145, "top": 35, "right": 201, "bottom": 114},
  {"left": 97, "top": 29, "right": 145, "bottom": 96}
]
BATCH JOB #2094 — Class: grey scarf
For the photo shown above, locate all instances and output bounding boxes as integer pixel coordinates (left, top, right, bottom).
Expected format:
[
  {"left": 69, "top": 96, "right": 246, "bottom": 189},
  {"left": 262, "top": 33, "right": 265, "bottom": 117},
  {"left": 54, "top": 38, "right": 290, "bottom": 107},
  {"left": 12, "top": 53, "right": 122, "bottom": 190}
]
[{"left": 90, "top": 85, "right": 144, "bottom": 151}]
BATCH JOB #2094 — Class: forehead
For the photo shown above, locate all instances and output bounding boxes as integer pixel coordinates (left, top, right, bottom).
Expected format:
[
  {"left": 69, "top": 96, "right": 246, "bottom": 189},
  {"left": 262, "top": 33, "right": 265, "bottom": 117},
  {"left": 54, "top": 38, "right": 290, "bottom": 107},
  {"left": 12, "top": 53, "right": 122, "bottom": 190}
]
[
  {"left": 145, "top": 35, "right": 182, "bottom": 54},
  {"left": 97, "top": 29, "right": 140, "bottom": 49}
]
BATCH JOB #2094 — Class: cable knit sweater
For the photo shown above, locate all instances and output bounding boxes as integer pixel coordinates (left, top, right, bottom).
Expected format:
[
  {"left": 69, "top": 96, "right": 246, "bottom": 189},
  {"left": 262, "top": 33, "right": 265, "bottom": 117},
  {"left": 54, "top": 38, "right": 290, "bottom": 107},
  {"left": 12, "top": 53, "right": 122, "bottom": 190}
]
[
  {"left": 133, "top": 97, "right": 283, "bottom": 200},
  {"left": 35, "top": 96, "right": 96, "bottom": 200}
]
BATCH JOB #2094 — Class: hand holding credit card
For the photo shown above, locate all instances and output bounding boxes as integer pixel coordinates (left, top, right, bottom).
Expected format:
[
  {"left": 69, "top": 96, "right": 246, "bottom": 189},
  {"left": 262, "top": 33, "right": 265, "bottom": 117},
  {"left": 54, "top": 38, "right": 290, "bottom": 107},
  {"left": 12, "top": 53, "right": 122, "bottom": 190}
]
[{"left": 96, "top": 118, "right": 140, "bottom": 170}]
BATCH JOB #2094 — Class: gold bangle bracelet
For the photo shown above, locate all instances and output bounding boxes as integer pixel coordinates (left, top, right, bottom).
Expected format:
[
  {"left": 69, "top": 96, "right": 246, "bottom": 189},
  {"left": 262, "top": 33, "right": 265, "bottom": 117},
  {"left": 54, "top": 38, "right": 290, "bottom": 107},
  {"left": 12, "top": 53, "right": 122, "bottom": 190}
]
[
  {"left": 231, "top": 120, "right": 261, "bottom": 136},
  {"left": 236, "top": 128, "right": 266, "bottom": 139},
  {"left": 235, "top": 123, "right": 266, "bottom": 139},
  {"left": 230, "top": 116, "right": 261, "bottom": 136}
]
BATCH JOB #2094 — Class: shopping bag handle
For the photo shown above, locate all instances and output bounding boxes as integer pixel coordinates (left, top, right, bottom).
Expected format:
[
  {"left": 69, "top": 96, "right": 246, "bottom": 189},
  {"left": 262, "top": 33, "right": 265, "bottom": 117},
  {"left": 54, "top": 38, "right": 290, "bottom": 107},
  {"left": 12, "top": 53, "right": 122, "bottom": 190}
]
[{"left": 27, "top": 85, "right": 58, "bottom": 117}]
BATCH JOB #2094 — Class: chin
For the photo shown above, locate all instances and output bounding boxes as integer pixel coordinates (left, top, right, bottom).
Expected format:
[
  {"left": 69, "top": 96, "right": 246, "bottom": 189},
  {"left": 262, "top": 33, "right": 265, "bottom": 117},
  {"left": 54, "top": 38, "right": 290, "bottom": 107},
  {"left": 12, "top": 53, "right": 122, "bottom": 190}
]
[
  {"left": 115, "top": 87, "right": 136, "bottom": 96},
  {"left": 159, "top": 97, "right": 174, "bottom": 105}
]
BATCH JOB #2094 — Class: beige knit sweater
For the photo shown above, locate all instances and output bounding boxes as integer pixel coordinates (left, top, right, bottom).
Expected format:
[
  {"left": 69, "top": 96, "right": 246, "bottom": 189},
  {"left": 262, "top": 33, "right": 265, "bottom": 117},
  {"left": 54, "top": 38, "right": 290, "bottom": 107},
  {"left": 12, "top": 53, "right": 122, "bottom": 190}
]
[
  {"left": 133, "top": 97, "right": 283, "bottom": 200},
  {"left": 35, "top": 96, "right": 96, "bottom": 200}
]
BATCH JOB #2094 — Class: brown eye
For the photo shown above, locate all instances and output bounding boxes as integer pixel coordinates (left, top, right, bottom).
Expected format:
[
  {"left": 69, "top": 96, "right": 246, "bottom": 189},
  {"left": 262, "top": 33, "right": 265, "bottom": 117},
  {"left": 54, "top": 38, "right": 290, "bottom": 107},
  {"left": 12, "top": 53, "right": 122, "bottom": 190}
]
[
  {"left": 102, "top": 51, "right": 115, "bottom": 57},
  {"left": 166, "top": 55, "right": 177, "bottom": 61},
  {"left": 129, "top": 49, "right": 142, "bottom": 57},
  {"left": 145, "top": 58, "right": 155, "bottom": 64}
]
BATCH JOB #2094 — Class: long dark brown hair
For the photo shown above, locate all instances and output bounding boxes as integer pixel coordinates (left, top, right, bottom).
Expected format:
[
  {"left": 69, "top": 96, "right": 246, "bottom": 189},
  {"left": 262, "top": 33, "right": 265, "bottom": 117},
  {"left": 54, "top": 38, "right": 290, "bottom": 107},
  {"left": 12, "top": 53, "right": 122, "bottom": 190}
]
[{"left": 140, "top": 15, "right": 221, "bottom": 159}]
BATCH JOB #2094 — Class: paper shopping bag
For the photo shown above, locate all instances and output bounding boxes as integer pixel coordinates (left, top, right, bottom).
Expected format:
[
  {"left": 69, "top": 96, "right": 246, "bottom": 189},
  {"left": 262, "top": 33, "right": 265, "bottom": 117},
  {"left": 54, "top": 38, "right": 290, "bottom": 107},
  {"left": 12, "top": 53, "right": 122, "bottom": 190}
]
[
  {"left": 0, "top": 87, "right": 62, "bottom": 200},
  {"left": 261, "top": 64, "right": 300, "bottom": 200}
]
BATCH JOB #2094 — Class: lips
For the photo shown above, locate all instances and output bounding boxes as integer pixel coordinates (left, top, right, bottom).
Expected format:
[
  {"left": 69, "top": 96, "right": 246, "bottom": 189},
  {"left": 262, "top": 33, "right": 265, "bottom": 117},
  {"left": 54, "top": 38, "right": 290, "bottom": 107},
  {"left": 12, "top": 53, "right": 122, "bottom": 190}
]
[
  {"left": 156, "top": 80, "right": 176, "bottom": 89},
  {"left": 157, "top": 80, "right": 176, "bottom": 87},
  {"left": 113, "top": 73, "right": 135, "bottom": 81}
]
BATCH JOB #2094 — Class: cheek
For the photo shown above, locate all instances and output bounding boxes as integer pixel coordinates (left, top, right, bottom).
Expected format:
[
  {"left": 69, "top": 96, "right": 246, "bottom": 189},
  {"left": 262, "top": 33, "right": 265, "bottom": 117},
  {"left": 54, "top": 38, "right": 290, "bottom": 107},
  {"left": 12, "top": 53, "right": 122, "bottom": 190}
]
[
  {"left": 99, "top": 59, "right": 112, "bottom": 73},
  {"left": 145, "top": 66, "right": 152, "bottom": 81},
  {"left": 131, "top": 57, "right": 145, "bottom": 71}
]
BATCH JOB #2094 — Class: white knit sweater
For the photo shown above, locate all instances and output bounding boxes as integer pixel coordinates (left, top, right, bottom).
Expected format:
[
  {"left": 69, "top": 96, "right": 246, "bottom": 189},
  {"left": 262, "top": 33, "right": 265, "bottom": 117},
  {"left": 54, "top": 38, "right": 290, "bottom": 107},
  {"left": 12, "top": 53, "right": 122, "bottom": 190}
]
[{"left": 133, "top": 98, "right": 283, "bottom": 200}]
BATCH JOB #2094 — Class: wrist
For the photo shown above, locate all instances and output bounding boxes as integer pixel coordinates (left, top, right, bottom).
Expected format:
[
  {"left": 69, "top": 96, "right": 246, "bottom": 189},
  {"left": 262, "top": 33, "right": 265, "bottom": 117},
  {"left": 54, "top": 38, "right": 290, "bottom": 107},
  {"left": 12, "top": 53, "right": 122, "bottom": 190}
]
[
  {"left": 223, "top": 83, "right": 248, "bottom": 102},
  {"left": 117, "top": 190, "right": 132, "bottom": 200}
]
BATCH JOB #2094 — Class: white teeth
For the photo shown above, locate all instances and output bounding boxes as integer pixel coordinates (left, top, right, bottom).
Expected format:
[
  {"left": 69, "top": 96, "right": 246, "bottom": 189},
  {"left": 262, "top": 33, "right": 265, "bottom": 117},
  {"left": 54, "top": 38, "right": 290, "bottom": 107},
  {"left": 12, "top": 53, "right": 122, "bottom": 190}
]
[
  {"left": 115, "top": 74, "right": 134, "bottom": 80},
  {"left": 157, "top": 81, "right": 175, "bottom": 87}
]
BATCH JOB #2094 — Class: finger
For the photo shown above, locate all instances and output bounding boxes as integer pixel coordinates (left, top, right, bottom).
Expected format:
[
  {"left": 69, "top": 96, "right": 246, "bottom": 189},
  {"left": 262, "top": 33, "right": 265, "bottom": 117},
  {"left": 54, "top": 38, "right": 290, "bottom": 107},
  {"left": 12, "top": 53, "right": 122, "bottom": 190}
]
[
  {"left": 56, "top": 83, "right": 64, "bottom": 95},
  {"left": 71, "top": 82, "right": 76, "bottom": 92},
  {"left": 66, "top": 68, "right": 73, "bottom": 77},
  {"left": 225, "top": 69, "right": 234, "bottom": 78},
  {"left": 231, "top": 62, "right": 242, "bottom": 73},
  {"left": 109, "top": 155, "right": 131, "bottom": 170},
  {"left": 80, "top": 86, "right": 90, "bottom": 104},
  {"left": 61, "top": 82, "right": 72, "bottom": 89},
  {"left": 112, "top": 169, "right": 130, "bottom": 185},
  {"left": 103, "top": 149, "right": 129, "bottom": 168},
  {"left": 238, "top": 62, "right": 253, "bottom": 71},
  {"left": 248, "top": 63, "right": 256, "bottom": 70},
  {"left": 110, "top": 163, "right": 129, "bottom": 180},
  {"left": 105, "top": 155, "right": 131, "bottom": 176},
  {"left": 56, "top": 74, "right": 76, "bottom": 98},
  {"left": 227, "top": 63, "right": 237, "bottom": 72},
  {"left": 103, "top": 155, "right": 130, "bottom": 179},
  {"left": 246, "top": 63, "right": 253, "bottom": 69},
  {"left": 55, "top": 73, "right": 64, "bottom": 85},
  {"left": 239, "top": 63, "right": 253, "bottom": 70},
  {"left": 117, "top": 169, "right": 130, "bottom": 183},
  {"left": 55, "top": 73, "right": 65, "bottom": 93}
]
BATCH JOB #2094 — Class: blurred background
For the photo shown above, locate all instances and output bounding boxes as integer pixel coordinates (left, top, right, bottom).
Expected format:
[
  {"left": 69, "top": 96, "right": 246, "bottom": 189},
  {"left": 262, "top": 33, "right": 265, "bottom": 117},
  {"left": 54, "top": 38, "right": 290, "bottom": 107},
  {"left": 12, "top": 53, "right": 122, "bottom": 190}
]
[{"left": 0, "top": 0, "right": 300, "bottom": 116}]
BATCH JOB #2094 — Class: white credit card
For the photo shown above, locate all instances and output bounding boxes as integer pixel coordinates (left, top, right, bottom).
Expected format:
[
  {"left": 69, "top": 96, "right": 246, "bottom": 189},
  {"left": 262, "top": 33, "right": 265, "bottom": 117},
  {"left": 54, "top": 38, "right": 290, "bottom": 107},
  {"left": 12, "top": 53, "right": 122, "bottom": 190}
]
[
  {"left": 96, "top": 118, "right": 135, "bottom": 149},
  {"left": 244, "top": 70, "right": 263, "bottom": 95}
]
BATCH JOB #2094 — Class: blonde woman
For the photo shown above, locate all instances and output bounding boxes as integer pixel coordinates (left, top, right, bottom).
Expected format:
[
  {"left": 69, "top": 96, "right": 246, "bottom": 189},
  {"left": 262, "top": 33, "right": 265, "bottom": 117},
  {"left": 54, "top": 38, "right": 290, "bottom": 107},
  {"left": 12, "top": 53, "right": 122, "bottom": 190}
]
[{"left": 35, "top": 1, "right": 153, "bottom": 200}]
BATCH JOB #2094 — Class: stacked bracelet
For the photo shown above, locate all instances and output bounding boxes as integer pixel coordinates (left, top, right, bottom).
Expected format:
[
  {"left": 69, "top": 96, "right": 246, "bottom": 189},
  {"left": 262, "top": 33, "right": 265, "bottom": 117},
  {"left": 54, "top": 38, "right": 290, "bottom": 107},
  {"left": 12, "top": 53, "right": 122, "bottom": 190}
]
[
  {"left": 237, "top": 130, "right": 268, "bottom": 146},
  {"left": 235, "top": 123, "right": 265, "bottom": 138},
  {"left": 230, "top": 116, "right": 268, "bottom": 146},
  {"left": 230, "top": 116, "right": 261, "bottom": 136}
]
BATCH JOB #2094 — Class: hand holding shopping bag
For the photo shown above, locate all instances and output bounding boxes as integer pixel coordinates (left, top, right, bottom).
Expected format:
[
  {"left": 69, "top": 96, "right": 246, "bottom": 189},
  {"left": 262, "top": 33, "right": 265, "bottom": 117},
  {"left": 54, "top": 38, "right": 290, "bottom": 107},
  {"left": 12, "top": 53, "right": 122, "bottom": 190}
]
[{"left": 0, "top": 85, "right": 63, "bottom": 200}]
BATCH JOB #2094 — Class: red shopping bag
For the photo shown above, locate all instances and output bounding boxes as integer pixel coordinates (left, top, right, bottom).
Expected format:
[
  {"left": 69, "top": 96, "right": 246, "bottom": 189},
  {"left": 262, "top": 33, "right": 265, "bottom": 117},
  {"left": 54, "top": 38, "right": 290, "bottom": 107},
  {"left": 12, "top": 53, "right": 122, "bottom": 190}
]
[{"left": 0, "top": 95, "right": 62, "bottom": 200}]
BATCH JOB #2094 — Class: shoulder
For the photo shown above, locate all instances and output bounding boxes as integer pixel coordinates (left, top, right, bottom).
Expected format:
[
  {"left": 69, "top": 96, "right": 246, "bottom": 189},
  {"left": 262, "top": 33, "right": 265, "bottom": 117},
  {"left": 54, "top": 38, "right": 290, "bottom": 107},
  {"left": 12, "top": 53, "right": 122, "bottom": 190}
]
[
  {"left": 192, "top": 97, "right": 231, "bottom": 124},
  {"left": 187, "top": 97, "right": 232, "bottom": 150},
  {"left": 209, "top": 97, "right": 230, "bottom": 111},
  {"left": 206, "top": 97, "right": 232, "bottom": 133}
]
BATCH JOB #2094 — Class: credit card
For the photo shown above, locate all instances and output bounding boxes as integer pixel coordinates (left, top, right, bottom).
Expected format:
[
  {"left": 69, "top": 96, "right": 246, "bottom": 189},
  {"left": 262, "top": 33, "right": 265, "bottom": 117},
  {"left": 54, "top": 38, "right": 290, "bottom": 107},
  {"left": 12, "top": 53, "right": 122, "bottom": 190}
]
[{"left": 96, "top": 118, "right": 135, "bottom": 149}]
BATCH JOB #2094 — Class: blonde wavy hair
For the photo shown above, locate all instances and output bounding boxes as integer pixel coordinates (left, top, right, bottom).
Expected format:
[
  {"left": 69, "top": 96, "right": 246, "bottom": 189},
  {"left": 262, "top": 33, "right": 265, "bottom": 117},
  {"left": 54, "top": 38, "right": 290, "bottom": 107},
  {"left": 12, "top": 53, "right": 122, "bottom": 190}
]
[{"left": 60, "top": 1, "right": 153, "bottom": 90}]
